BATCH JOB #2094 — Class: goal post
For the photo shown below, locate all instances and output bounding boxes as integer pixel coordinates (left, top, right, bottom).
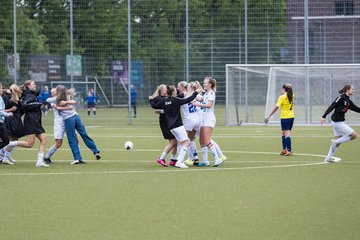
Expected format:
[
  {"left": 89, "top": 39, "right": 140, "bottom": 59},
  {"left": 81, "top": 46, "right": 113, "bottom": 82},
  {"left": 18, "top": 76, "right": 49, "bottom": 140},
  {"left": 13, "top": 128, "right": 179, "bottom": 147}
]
[
  {"left": 226, "top": 64, "right": 360, "bottom": 126},
  {"left": 49, "top": 81, "right": 98, "bottom": 108}
]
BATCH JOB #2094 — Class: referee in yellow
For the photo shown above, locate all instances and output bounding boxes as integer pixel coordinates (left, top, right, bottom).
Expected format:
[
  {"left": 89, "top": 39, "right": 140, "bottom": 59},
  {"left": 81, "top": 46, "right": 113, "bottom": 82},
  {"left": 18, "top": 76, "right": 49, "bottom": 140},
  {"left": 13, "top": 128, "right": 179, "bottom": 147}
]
[{"left": 265, "top": 84, "right": 295, "bottom": 156}]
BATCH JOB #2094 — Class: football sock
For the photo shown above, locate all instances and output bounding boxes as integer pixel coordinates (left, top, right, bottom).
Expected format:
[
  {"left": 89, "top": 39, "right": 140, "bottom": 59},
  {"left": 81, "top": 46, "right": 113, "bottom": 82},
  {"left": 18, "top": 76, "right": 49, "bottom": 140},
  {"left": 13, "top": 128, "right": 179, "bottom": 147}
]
[
  {"left": 160, "top": 151, "right": 167, "bottom": 160},
  {"left": 207, "top": 142, "right": 219, "bottom": 160},
  {"left": 189, "top": 141, "right": 198, "bottom": 159},
  {"left": 201, "top": 146, "right": 208, "bottom": 163},
  {"left": 335, "top": 136, "right": 351, "bottom": 144},
  {"left": 211, "top": 140, "right": 223, "bottom": 157},
  {"left": 282, "top": 136, "right": 286, "bottom": 150},
  {"left": 87, "top": 111, "right": 90, "bottom": 116},
  {"left": 4, "top": 149, "right": 11, "bottom": 159},
  {"left": 46, "top": 145, "right": 58, "bottom": 159},
  {"left": 187, "top": 146, "right": 193, "bottom": 160},
  {"left": 8, "top": 141, "right": 17, "bottom": 147},
  {"left": 285, "top": 136, "right": 292, "bottom": 152},
  {"left": 94, "top": 111, "right": 96, "bottom": 116},
  {"left": 37, "top": 152, "right": 44, "bottom": 162},
  {"left": 326, "top": 145, "right": 337, "bottom": 159},
  {"left": 176, "top": 146, "right": 188, "bottom": 163},
  {"left": 177, "top": 144, "right": 182, "bottom": 156}
]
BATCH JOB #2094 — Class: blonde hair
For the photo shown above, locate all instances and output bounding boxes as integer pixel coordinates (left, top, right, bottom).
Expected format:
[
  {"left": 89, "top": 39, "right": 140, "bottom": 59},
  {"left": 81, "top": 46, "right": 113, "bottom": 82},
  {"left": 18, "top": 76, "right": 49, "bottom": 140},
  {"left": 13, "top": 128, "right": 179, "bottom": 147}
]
[
  {"left": 205, "top": 76, "right": 216, "bottom": 92},
  {"left": 188, "top": 81, "right": 204, "bottom": 94},
  {"left": 10, "top": 84, "right": 22, "bottom": 103},
  {"left": 177, "top": 81, "right": 188, "bottom": 89},
  {"left": 20, "top": 80, "right": 34, "bottom": 91},
  {"left": 149, "top": 84, "right": 166, "bottom": 100},
  {"left": 55, "top": 85, "right": 76, "bottom": 104}
]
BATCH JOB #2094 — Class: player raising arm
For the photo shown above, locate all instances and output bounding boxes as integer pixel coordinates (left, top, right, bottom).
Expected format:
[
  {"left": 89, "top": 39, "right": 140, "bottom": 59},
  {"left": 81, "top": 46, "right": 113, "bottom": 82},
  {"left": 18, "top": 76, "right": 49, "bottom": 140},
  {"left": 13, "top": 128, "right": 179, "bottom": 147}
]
[
  {"left": 150, "top": 85, "right": 200, "bottom": 168},
  {"left": 320, "top": 84, "right": 360, "bottom": 163}
]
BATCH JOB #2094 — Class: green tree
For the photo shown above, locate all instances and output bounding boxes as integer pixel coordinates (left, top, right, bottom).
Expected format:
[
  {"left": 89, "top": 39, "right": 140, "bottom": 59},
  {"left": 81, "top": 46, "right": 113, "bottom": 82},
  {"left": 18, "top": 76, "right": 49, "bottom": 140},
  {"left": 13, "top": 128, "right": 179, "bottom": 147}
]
[{"left": 0, "top": 0, "right": 47, "bottom": 83}]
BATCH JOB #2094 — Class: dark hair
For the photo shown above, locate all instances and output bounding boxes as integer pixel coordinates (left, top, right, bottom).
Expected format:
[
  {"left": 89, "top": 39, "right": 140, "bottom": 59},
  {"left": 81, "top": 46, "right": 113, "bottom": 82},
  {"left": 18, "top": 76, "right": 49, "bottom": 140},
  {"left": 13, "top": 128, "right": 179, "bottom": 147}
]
[
  {"left": 339, "top": 85, "right": 352, "bottom": 94},
  {"left": 282, "top": 84, "right": 293, "bottom": 103},
  {"left": 166, "top": 85, "right": 177, "bottom": 97}
]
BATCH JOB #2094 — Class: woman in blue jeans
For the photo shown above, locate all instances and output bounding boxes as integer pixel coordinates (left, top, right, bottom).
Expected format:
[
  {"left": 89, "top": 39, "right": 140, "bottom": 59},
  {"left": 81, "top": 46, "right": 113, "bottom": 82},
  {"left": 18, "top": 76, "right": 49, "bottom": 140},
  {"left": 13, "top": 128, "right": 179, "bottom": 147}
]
[{"left": 53, "top": 85, "right": 101, "bottom": 164}]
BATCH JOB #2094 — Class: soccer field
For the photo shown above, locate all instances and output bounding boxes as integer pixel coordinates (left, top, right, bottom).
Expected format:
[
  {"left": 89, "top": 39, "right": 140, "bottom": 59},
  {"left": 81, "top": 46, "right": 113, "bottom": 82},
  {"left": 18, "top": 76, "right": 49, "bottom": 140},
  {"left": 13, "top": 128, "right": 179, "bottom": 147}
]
[{"left": 0, "top": 107, "right": 359, "bottom": 240}]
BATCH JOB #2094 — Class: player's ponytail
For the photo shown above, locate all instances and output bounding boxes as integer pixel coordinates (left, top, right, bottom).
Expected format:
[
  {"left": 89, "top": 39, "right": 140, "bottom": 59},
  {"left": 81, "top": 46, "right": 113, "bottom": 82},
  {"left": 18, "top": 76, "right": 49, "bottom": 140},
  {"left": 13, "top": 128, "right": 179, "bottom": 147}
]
[
  {"left": 283, "top": 84, "right": 293, "bottom": 104},
  {"left": 205, "top": 76, "right": 217, "bottom": 92},
  {"left": 20, "top": 80, "right": 34, "bottom": 91},
  {"left": 339, "top": 85, "right": 352, "bottom": 94}
]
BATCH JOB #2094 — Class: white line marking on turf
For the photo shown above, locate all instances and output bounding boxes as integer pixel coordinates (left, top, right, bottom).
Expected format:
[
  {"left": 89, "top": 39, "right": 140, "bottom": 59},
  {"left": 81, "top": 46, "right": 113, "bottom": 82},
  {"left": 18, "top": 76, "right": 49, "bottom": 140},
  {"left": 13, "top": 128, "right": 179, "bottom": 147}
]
[
  {"left": 0, "top": 162, "right": 328, "bottom": 176},
  {"left": 0, "top": 151, "right": 342, "bottom": 176}
]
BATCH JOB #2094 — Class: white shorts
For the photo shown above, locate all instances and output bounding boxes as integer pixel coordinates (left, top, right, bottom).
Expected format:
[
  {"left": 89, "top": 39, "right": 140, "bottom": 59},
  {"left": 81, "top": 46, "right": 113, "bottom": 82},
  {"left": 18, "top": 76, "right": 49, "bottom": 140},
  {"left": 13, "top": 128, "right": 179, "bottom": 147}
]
[
  {"left": 331, "top": 121, "right": 354, "bottom": 137},
  {"left": 170, "top": 126, "right": 189, "bottom": 143},
  {"left": 54, "top": 119, "right": 66, "bottom": 139},
  {"left": 202, "top": 113, "right": 216, "bottom": 128},
  {"left": 183, "top": 117, "right": 201, "bottom": 132}
]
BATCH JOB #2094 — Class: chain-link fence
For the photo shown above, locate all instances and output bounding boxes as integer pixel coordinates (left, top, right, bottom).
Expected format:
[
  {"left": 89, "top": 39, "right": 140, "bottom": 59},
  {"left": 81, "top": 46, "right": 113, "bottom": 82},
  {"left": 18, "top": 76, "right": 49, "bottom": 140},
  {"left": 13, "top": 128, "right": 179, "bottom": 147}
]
[{"left": 1, "top": 0, "right": 359, "bottom": 115}]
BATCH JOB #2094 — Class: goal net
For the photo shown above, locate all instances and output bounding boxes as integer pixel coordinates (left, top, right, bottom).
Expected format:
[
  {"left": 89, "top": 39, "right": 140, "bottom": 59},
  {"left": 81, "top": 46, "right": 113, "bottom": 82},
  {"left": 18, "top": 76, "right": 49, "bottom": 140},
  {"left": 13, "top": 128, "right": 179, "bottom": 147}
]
[
  {"left": 226, "top": 64, "right": 360, "bottom": 126},
  {"left": 49, "top": 81, "right": 99, "bottom": 108}
]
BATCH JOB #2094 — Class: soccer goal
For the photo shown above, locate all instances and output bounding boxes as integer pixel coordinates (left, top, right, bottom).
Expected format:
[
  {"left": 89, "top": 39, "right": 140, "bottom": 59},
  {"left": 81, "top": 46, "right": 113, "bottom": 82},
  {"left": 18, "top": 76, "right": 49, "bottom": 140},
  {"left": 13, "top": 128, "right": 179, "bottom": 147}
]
[
  {"left": 49, "top": 81, "right": 109, "bottom": 108},
  {"left": 226, "top": 64, "right": 360, "bottom": 126}
]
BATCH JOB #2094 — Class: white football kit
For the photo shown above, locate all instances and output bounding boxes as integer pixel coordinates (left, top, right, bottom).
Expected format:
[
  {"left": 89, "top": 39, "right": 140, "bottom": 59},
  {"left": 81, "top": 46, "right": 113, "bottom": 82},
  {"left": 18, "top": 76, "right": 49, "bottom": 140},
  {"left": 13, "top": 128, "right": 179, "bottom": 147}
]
[
  {"left": 201, "top": 90, "right": 216, "bottom": 128},
  {"left": 47, "top": 97, "right": 65, "bottom": 139},
  {"left": 180, "top": 94, "right": 201, "bottom": 132}
]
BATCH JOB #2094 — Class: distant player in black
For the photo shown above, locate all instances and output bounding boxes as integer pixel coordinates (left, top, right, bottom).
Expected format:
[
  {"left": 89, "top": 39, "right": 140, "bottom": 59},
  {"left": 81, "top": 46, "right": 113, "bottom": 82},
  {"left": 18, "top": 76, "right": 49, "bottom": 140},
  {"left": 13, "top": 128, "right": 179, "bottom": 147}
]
[{"left": 320, "top": 84, "right": 360, "bottom": 162}]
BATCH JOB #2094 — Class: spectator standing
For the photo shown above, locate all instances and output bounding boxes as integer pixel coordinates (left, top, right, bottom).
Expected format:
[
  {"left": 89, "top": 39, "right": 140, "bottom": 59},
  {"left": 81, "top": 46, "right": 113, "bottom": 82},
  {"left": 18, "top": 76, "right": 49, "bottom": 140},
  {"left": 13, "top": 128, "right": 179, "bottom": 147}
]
[{"left": 130, "top": 85, "right": 138, "bottom": 118}]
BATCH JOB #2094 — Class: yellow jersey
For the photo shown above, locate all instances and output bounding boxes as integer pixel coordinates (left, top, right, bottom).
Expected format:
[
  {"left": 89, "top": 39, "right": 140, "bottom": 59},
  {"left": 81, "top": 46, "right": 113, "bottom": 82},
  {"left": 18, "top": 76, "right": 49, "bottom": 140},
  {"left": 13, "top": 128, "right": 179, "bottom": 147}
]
[{"left": 276, "top": 93, "right": 295, "bottom": 119}]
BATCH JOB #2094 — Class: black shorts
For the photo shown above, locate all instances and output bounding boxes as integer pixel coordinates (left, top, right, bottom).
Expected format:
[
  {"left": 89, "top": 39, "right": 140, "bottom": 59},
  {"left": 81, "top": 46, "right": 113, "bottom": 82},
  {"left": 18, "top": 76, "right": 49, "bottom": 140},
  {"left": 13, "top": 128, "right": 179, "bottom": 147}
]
[
  {"left": 87, "top": 102, "right": 96, "bottom": 108},
  {"left": 159, "top": 116, "right": 174, "bottom": 140}
]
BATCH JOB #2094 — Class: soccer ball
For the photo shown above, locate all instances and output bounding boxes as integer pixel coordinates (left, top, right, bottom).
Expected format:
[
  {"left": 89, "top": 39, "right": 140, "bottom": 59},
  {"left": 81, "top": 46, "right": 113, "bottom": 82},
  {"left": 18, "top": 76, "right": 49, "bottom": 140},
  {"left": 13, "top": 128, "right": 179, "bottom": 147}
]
[{"left": 124, "top": 141, "right": 134, "bottom": 150}]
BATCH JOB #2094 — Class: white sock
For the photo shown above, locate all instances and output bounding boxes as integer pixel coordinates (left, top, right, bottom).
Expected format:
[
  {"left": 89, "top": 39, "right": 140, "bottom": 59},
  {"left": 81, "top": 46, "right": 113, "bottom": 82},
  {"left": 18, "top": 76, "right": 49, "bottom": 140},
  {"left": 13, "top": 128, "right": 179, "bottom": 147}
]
[
  {"left": 189, "top": 141, "right": 199, "bottom": 159},
  {"left": 208, "top": 143, "right": 219, "bottom": 160},
  {"left": 335, "top": 136, "right": 351, "bottom": 144},
  {"left": 37, "top": 152, "right": 44, "bottom": 162},
  {"left": 187, "top": 146, "right": 193, "bottom": 160},
  {"left": 46, "top": 145, "right": 58, "bottom": 159},
  {"left": 326, "top": 145, "right": 337, "bottom": 159},
  {"left": 4, "top": 149, "right": 11, "bottom": 159},
  {"left": 170, "top": 153, "right": 177, "bottom": 160},
  {"left": 211, "top": 140, "right": 223, "bottom": 157},
  {"left": 176, "top": 146, "right": 188, "bottom": 163},
  {"left": 8, "top": 141, "right": 17, "bottom": 147},
  {"left": 177, "top": 144, "right": 181, "bottom": 157},
  {"left": 160, "top": 151, "right": 167, "bottom": 160},
  {"left": 201, "top": 147, "right": 208, "bottom": 163}
]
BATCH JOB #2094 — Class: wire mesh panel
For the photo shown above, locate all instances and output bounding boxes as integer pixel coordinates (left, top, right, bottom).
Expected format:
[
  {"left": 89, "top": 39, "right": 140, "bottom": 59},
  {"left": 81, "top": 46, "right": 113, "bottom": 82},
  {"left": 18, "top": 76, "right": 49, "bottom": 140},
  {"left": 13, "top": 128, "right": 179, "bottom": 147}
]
[
  {"left": 226, "top": 64, "right": 360, "bottom": 125},
  {"left": 0, "top": 1, "right": 359, "bottom": 122}
]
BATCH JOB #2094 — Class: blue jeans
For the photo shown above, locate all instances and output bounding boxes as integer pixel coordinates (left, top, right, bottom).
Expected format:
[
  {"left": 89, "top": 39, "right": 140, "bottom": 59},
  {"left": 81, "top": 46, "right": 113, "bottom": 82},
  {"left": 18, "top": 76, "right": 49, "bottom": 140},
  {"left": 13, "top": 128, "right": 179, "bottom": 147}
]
[{"left": 64, "top": 114, "right": 99, "bottom": 160}]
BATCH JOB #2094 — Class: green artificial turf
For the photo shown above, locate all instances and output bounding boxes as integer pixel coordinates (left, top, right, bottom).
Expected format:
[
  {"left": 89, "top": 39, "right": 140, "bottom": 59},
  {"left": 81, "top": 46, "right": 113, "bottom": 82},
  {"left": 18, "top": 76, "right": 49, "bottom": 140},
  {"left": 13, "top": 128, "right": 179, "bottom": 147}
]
[{"left": 0, "top": 107, "right": 359, "bottom": 240}]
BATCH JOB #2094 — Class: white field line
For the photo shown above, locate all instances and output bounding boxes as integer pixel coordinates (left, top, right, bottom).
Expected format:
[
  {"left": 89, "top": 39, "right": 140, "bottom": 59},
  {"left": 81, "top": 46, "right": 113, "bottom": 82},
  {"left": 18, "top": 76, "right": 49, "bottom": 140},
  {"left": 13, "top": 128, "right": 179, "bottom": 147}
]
[{"left": 0, "top": 150, "right": 342, "bottom": 177}]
